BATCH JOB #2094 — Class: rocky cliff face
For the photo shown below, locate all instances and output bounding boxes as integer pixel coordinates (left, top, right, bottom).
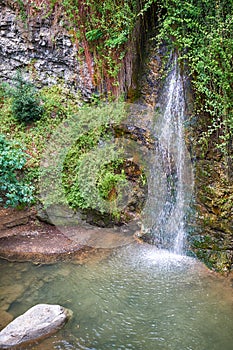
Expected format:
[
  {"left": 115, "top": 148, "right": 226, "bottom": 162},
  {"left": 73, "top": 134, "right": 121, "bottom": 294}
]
[
  {"left": 0, "top": 1, "right": 93, "bottom": 98},
  {"left": 189, "top": 138, "right": 233, "bottom": 273},
  {"left": 0, "top": 1, "right": 141, "bottom": 98}
]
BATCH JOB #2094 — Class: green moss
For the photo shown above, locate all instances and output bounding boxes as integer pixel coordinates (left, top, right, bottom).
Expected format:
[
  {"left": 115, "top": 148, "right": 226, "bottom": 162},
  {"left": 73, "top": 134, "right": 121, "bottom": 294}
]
[{"left": 199, "top": 250, "right": 232, "bottom": 273}]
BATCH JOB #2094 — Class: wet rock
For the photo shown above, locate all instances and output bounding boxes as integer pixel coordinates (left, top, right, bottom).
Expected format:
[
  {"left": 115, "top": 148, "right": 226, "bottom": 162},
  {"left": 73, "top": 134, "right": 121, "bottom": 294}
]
[
  {"left": 189, "top": 123, "right": 233, "bottom": 273},
  {"left": 36, "top": 204, "right": 82, "bottom": 226},
  {"left": 0, "top": 304, "right": 72, "bottom": 349}
]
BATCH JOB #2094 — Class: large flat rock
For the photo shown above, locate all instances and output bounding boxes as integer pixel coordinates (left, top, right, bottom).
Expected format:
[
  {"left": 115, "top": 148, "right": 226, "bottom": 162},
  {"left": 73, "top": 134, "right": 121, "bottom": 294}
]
[
  {"left": 0, "top": 304, "right": 72, "bottom": 349},
  {"left": 0, "top": 216, "right": 135, "bottom": 263},
  {"left": 0, "top": 222, "right": 93, "bottom": 263}
]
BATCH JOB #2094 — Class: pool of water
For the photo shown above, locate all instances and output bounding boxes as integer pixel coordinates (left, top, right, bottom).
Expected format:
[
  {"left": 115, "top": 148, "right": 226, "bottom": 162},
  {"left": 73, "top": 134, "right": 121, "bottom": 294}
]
[{"left": 0, "top": 243, "right": 232, "bottom": 350}]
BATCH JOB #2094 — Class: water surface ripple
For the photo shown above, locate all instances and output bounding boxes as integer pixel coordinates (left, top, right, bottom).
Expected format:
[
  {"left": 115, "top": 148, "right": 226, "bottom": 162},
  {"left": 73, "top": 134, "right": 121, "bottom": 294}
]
[{"left": 0, "top": 244, "right": 232, "bottom": 350}]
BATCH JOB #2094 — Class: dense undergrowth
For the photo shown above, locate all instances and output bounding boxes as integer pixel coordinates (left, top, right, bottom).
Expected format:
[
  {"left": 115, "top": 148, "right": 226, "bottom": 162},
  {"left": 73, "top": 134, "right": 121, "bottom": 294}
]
[
  {"left": 0, "top": 76, "right": 81, "bottom": 207},
  {"left": 0, "top": 134, "right": 34, "bottom": 207},
  {"left": 0, "top": 76, "right": 132, "bottom": 219}
]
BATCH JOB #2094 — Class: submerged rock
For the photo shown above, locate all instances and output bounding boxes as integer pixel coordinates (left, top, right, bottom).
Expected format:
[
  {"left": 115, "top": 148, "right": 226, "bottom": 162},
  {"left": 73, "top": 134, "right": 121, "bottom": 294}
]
[
  {"left": 0, "top": 311, "right": 13, "bottom": 331},
  {"left": 0, "top": 304, "right": 72, "bottom": 349},
  {"left": 0, "top": 285, "right": 24, "bottom": 311}
]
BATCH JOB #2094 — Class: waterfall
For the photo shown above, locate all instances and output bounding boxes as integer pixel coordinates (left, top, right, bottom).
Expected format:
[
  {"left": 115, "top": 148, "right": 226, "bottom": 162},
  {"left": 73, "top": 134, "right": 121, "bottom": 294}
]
[
  {"left": 141, "top": 55, "right": 193, "bottom": 254},
  {"left": 160, "top": 58, "right": 186, "bottom": 254}
]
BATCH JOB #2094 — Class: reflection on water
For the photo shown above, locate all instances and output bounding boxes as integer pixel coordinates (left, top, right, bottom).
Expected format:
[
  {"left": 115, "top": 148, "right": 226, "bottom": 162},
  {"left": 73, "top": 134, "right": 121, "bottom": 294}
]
[{"left": 0, "top": 243, "right": 232, "bottom": 350}]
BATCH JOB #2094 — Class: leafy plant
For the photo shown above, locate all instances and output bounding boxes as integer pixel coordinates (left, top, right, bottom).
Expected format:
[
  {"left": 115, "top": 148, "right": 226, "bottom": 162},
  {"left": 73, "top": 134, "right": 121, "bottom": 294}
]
[
  {"left": 156, "top": 0, "right": 233, "bottom": 166},
  {"left": 6, "top": 71, "right": 44, "bottom": 124},
  {"left": 0, "top": 134, "right": 34, "bottom": 207},
  {"left": 86, "top": 29, "right": 103, "bottom": 41}
]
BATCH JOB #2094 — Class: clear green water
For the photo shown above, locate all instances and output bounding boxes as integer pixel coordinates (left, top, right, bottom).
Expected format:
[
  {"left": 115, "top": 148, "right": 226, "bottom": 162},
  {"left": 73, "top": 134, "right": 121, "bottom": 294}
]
[{"left": 0, "top": 244, "right": 232, "bottom": 350}]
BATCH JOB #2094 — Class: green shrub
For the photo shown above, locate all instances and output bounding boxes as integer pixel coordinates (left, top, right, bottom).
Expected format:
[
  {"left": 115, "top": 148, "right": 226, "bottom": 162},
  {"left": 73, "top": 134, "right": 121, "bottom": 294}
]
[
  {"left": 0, "top": 134, "right": 34, "bottom": 207},
  {"left": 9, "top": 72, "right": 44, "bottom": 124}
]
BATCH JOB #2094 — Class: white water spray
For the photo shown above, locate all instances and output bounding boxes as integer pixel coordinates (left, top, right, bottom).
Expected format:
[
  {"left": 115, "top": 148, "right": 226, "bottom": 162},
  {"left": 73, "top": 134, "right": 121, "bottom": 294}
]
[
  {"left": 142, "top": 56, "right": 193, "bottom": 254},
  {"left": 159, "top": 57, "right": 193, "bottom": 254}
]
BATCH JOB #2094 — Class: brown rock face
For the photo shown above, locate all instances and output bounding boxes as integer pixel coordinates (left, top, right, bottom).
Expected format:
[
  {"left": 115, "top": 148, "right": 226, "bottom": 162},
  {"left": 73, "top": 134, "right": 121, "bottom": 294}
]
[{"left": 0, "top": 208, "right": 34, "bottom": 232}]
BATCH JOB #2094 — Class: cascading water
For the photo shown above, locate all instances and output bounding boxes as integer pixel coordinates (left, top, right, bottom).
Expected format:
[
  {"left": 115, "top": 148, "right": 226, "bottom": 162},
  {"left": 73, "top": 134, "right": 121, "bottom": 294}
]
[
  {"left": 159, "top": 56, "right": 188, "bottom": 254},
  {"left": 141, "top": 55, "right": 193, "bottom": 254}
]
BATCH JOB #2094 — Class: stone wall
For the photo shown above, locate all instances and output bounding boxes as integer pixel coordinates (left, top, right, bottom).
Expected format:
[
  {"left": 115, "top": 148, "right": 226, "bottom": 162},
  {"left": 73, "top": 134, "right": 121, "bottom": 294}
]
[{"left": 0, "top": 1, "right": 94, "bottom": 98}]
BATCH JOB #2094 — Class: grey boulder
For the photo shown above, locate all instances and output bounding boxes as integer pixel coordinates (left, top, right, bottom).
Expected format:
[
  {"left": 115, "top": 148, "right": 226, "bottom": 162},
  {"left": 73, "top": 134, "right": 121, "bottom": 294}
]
[{"left": 0, "top": 304, "right": 72, "bottom": 349}]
